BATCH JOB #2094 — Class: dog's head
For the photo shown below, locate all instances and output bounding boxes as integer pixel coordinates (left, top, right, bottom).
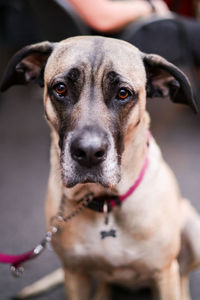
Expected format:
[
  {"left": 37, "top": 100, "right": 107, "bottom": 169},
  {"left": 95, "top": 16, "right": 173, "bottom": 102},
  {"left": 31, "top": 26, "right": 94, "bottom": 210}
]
[{"left": 1, "top": 36, "right": 198, "bottom": 188}]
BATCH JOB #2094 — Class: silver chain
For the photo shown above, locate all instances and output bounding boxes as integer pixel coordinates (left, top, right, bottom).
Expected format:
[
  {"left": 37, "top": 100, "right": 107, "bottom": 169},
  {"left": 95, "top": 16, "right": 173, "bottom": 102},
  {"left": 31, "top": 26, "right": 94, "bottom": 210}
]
[
  {"left": 45, "top": 192, "right": 95, "bottom": 243},
  {"left": 10, "top": 192, "right": 94, "bottom": 277}
]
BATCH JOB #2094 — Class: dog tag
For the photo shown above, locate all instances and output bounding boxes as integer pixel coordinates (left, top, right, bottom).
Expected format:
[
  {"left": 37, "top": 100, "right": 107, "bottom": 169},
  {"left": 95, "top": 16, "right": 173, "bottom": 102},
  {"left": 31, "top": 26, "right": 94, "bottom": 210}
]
[
  {"left": 100, "top": 229, "right": 117, "bottom": 239},
  {"left": 100, "top": 202, "right": 117, "bottom": 239}
]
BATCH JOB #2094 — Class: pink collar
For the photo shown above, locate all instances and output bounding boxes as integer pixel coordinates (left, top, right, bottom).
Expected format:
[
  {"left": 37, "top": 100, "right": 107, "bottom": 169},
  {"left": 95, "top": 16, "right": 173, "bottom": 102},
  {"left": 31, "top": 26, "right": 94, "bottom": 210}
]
[
  {"left": 0, "top": 132, "right": 150, "bottom": 276},
  {"left": 120, "top": 132, "right": 150, "bottom": 202},
  {"left": 87, "top": 131, "right": 150, "bottom": 212}
]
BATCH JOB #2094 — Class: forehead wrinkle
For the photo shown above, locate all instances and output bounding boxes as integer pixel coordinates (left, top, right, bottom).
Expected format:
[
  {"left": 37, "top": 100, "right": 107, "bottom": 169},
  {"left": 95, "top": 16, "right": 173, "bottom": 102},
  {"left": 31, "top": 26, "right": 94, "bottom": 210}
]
[
  {"left": 45, "top": 36, "right": 147, "bottom": 88},
  {"left": 106, "top": 70, "right": 134, "bottom": 88},
  {"left": 101, "top": 43, "right": 146, "bottom": 90},
  {"left": 112, "top": 61, "right": 145, "bottom": 91},
  {"left": 89, "top": 38, "right": 105, "bottom": 93},
  {"left": 45, "top": 42, "right": 95, "bottom": 82},
  {"left": 45, "top": 61, "right": 89, "bottom": 85},
  {"left": 91, "top": 38, "right": 104, "bottom": 69}
]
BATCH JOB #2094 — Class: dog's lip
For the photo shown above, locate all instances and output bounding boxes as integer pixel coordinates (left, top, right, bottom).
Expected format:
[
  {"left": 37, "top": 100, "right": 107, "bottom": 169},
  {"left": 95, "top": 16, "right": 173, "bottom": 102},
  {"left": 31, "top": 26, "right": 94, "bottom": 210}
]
[
  {"left": 62, "top": 174, "right": 111, "bottom": 188},
  {"left": 64, "top": 179, "right": 110, "bottom": 188},
  {"left": 61, "top": 163, "right": 121, "bottom": 188},
  {"left": 63, "top": 172, "right": 121, "bottom": 188}
]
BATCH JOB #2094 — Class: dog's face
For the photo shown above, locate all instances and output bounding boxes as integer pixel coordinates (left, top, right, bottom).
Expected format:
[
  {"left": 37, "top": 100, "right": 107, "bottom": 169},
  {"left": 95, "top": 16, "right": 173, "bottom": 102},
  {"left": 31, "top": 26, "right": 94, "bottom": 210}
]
[
  {"left": 1, "top": 36, "right": 197, "bottom": 188},
  {"left": 44, "top": 37, "right": 147, "bottom": 187}
]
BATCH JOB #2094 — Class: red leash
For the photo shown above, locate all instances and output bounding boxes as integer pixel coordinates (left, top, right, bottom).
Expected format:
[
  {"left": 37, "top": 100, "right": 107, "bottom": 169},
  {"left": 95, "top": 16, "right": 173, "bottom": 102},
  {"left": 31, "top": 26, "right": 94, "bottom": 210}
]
[{"left": 0, "top": 239, "right": 47, "bottom": 277}]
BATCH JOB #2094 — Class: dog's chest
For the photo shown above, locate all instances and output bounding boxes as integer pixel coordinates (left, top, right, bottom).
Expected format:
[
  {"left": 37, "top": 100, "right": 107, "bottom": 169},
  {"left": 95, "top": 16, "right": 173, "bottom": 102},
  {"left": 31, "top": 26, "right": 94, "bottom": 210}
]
[
  {"left": 52, "top": 188, "right": 180, "bottom": 287},
  {"left": 61, "top": 214, "right": 134, "bottom": 264},
  {"left": 71, "top": 220, "right": 134, "bottom": 266},
  {"left": 55, "top": 210, "right": 161, "bottom": 284},
  {"left": 70, "top": 229, "right": 151, "bottom": 285}
]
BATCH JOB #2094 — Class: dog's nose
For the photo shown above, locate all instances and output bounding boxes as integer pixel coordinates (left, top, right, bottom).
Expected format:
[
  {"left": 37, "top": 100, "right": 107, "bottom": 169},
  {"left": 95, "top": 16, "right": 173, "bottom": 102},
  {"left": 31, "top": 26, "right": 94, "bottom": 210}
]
[{"left": 70, "top": 128, "right": 108, "bottom": 167}]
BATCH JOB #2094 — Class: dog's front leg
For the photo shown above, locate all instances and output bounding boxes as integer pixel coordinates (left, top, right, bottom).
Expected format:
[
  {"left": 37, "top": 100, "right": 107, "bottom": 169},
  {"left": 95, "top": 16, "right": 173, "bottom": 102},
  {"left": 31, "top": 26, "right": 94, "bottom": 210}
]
[
  {"left": 152, "top": 260, "right": 181, "bottom": 300},
  {"left": 64, "top": 269, "right": 91, "bottom": 300},
  {"left": 93, "top": 282, "right": 111, "bottom": 300}
]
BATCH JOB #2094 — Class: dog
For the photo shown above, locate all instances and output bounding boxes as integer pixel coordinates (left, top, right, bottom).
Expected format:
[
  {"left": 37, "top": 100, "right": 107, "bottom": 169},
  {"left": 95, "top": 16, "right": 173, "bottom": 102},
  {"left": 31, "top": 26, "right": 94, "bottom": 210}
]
[{"left": 1, "top": 36, "right": 200, "bottom": 300}]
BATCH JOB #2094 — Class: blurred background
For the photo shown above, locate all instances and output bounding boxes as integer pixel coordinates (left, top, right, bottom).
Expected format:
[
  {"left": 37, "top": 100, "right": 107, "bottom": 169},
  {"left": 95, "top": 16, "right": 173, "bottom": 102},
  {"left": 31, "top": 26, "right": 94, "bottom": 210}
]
[{"left": 0, "top": 1, "right": 200, "bottom": 299}]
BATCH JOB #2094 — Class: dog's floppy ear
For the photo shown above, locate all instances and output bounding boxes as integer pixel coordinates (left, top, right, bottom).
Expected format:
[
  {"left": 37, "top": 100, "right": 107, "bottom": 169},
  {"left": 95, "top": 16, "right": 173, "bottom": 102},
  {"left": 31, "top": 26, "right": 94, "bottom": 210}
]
[
  {"left": 1, "top": 41, "right": 55, "bottom": 92},
  {"left": 143, "top": 53, "right": 199, "bottom": 112}
]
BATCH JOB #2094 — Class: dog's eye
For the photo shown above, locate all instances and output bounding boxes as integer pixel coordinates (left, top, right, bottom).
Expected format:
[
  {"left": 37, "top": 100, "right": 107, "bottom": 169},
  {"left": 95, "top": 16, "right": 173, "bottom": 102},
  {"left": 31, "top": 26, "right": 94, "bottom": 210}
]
[
  {"left": 54, "top": 83, "right": 67, "bottom": 96},
  {"left": 117, "top": 88, "right": 130, "bottom": 100}
]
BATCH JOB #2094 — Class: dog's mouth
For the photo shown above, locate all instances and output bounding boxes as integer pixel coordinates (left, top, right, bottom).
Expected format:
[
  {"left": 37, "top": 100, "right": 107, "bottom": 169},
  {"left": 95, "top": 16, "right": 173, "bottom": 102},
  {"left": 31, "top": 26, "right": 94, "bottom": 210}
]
[
  {"left": 63, "top": 177, "right": 109, "bottom": 188},
  {"left": 61, "top": 167, "right": 121, "bottom": 188}
]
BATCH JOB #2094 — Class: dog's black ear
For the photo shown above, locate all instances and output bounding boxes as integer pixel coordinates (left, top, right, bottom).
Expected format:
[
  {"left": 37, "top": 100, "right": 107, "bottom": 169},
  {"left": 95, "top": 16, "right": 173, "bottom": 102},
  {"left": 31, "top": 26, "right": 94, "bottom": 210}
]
[
  {"left": 143, "top": 53, "right": 199, "bottom": 112},
  {"left": 1, "top": 41, "right": 55, "bottom": 92}
]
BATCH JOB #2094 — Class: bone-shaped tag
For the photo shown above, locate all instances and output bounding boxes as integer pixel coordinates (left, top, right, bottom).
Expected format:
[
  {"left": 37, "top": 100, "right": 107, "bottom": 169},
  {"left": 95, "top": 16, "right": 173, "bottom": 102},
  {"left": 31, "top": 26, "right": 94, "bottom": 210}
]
[{"left": 100, "top": 229, "right": 117, "bottom": 239}]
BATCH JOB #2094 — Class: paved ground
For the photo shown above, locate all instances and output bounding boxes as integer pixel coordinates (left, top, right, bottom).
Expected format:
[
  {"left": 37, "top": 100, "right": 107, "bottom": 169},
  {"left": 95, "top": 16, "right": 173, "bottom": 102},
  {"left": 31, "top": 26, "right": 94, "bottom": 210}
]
[{"left": 0, "top": 45, "right": 200, "bottom": 300}]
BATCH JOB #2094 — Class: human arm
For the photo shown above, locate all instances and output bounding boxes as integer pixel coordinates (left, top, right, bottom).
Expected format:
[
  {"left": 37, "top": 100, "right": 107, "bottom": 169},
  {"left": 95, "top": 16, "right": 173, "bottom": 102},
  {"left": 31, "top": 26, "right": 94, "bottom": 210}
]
[{"left": 67, "top": 0, "right": 169, "bottom": 33}]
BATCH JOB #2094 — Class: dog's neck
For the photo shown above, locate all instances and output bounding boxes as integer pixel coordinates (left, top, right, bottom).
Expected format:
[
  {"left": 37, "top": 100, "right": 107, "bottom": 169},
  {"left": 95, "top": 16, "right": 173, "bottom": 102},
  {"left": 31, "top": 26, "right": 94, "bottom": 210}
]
[
  {"left": 49, "top": 112, "right": 150, "bottom": 204},
  {"left": 118, "top": 111, "right": 150, "bottom": 195}
]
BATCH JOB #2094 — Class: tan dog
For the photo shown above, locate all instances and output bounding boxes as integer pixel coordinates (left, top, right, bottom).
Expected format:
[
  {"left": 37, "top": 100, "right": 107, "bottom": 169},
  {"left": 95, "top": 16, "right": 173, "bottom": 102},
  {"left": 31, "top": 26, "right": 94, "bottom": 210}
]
[{"left": 1, "top": 36, "right": 200, "bottom": 300}]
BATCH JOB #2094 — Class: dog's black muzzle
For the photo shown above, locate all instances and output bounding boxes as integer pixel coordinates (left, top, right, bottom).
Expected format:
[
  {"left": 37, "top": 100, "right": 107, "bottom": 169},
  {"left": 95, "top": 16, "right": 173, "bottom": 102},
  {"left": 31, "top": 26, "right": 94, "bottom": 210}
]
[
  {"left": 70, "top": 126, "right": 109, "bottom": 168},
  {"left": 60, "top": 125, "right": 120, "bottom": 188}
]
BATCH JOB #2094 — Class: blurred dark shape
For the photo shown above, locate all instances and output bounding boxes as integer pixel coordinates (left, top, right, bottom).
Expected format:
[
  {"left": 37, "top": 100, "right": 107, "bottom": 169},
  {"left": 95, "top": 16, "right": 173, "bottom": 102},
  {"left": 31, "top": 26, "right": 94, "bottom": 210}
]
[
  {"left": 28, "top": 1, "right": 200, "bottom": 99},
  {"left": 0, "top": 0, "right": 199, "bottom": 99},
  {"left": 27, "top": 0, "right": 91, "bottom": 42},
  {"left": 0, "top": 0, "right": 91, "bottom": 49},
  {"left": 0, "top": 0, "right": 38, "bottom": 48}
]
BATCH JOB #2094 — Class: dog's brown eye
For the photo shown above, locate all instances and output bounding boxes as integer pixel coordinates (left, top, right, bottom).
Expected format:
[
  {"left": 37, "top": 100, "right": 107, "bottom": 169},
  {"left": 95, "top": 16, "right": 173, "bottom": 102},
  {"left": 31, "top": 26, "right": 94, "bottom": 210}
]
[
  {"left": 54, "top": 83, "right": 67, "bottom": 96},
  {"left": 117, "top": 88, "right": 129, "bottom": 100}
]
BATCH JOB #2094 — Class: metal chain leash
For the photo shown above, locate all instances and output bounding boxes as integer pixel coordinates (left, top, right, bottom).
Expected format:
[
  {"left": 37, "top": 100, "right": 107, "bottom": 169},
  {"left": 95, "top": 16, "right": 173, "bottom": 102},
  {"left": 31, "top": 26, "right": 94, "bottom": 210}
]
[
  {"left": 10, "top": 192, "right": 94, "bottom": 277},
  {"left": 46, "top": 192, "right": 95, "bottom": 242}
]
